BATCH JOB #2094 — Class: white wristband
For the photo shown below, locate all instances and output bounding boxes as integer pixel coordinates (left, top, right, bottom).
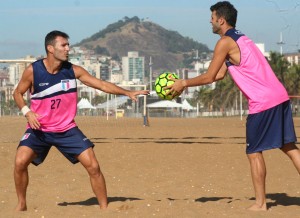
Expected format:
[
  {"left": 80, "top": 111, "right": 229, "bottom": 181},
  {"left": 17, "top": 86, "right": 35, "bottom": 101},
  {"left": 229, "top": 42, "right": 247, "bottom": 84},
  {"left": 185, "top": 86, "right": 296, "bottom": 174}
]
[{"left": 21, "top": 106, "right": 31, "bottom": 116}]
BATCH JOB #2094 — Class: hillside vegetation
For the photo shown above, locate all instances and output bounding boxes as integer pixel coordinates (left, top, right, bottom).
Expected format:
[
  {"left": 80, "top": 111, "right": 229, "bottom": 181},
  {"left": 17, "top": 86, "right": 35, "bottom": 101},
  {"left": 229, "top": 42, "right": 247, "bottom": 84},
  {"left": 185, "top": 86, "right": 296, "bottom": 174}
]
[{"left": 75, "top": 16, "right": 210, "bottom": 71}]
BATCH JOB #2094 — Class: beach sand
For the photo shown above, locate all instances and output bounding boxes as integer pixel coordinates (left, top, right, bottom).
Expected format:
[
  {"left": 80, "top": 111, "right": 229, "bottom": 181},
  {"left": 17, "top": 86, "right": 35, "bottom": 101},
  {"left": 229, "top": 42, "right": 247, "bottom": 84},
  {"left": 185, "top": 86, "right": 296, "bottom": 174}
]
[{"left": 0, "top": 116, "right": 299, "bottom": 218}]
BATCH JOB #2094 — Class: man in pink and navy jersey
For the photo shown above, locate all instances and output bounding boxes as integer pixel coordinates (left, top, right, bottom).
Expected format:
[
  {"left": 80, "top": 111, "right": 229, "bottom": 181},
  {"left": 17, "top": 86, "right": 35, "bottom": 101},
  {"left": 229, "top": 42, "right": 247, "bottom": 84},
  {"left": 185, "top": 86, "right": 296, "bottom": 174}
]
[
  {"left": 13, "top": 30, "right": 149, "bottom": 211},
  {"left": 168, "top": 1, "right": 300, "bottom": 211}
]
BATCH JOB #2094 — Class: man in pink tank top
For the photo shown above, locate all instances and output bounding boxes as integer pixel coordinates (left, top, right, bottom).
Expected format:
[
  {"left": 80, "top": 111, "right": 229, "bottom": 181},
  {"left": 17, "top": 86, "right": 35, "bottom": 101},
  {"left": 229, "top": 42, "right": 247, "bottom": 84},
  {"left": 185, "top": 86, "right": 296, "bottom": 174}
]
[
  {"left": 13, "top": 30, "right": 149, "bottom": 211},
  {"left": 169, "top": 1, "right": 300, "bottom": 212}
]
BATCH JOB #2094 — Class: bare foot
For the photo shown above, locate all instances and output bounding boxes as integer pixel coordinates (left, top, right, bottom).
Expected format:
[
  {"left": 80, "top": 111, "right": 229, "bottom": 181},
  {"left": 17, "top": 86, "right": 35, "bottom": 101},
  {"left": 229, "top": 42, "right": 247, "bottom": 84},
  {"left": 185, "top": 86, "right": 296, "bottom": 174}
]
[
  {"left": 15, "top": 203, "right": 27, "bottom": 211},
  {"left": 100, "top": 204, "right": 108, "bottom": 210},
  {"left": 247, "top": 203, "right": 267, "bottom": 211}
]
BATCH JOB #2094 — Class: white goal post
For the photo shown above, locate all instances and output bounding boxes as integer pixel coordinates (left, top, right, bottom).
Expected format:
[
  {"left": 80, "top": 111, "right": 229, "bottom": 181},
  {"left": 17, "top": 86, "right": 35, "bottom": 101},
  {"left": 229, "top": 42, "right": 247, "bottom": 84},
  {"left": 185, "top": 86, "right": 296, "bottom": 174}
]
[{"left": 106, "top": 84, "right": 148, "bottom": 125}]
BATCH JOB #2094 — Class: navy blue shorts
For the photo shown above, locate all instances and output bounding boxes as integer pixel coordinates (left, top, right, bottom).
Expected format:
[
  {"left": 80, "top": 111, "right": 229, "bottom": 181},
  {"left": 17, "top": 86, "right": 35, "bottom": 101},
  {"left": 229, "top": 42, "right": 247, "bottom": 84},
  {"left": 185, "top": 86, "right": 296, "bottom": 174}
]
[
  {"left": 246, "top": 100, "right": 297, "bottom": 154},
  {"left": 18, "top": 127, "right": 94, "bottom": 165}
]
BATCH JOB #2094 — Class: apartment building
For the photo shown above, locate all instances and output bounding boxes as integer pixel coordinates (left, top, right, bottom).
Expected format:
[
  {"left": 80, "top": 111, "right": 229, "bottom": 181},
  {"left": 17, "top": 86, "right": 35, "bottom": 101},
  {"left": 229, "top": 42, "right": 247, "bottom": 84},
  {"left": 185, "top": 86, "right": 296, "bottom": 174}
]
[{"left": 122, "top": 51, "right": 145, "bottom": 84}]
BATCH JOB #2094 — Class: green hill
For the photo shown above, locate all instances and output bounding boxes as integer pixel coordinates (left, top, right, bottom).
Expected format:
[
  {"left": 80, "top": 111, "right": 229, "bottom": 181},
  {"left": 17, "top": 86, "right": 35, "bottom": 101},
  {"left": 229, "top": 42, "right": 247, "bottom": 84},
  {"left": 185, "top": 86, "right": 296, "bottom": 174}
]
[{"left": 74, "top": 16, "right": 210, "bottom": 71}]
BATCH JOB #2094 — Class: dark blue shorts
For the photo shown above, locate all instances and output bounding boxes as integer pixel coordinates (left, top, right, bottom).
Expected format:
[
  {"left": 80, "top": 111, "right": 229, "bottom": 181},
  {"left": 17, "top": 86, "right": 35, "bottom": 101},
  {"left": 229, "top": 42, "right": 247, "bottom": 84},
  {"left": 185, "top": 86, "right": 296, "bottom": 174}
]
[
  {"left": 18, "top": 127, "right": 94, "bottom": 165},
  {"left": 246, "top": 100, "right": 297, "bottom": 154}
]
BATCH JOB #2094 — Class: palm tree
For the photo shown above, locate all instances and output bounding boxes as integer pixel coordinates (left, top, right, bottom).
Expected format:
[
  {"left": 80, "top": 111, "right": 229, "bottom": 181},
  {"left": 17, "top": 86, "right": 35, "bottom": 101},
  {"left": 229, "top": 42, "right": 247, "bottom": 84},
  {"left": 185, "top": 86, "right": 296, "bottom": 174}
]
[
  {"left": 193, "top": 86, "right": 213, "bottom": 111},
  {"left": 285, "top": 64, "right": 300, "bottom": 95},
  {"left": 193, "top": 74, "right": 242, "bottom": 113},
  {"left": 212, "top": 74, "right": 239, "bottom": 112},
  {"left": 268, "top": 51, "right": 290, "bottom": 85}
]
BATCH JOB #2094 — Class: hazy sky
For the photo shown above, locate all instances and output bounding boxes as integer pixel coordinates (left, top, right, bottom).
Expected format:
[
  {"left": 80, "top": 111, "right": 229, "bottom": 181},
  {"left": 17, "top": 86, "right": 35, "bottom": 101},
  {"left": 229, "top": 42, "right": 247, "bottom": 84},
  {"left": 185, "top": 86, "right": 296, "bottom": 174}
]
[{"left": 0, "top": 0, "right": 299, "bottom": 59}]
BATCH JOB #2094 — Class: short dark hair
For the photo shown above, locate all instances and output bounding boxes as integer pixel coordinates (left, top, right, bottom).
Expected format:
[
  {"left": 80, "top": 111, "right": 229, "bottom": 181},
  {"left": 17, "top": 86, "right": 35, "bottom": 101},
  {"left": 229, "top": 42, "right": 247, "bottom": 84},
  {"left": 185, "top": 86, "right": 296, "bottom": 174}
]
[
  {"left": 210, "top": 1, "right": 237, "bottom": 27},
  {"left": 44, "top": 30, "right": 69, "bottom": 53}
]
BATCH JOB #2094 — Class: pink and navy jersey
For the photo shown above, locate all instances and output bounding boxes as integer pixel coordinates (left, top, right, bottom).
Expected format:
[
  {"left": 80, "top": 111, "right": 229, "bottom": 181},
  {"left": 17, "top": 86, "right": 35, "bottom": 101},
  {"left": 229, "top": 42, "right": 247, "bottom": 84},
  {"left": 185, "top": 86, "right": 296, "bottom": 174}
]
[
  {"left": 225, "top": 28, "right": 289, "bottom": 114},
  {"left": 29, "top": 59, "right": 77, "bottom": 132}
]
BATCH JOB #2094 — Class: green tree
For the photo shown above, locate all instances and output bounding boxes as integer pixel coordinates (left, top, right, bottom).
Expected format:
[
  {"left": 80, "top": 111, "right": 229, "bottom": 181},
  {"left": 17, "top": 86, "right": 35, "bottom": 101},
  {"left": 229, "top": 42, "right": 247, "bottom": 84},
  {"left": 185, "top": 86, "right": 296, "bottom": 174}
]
[
  {"left": 94, "top": 45, "right": 110, "bottom": 56},
  {"left": 285, "top": 64, "right": 300, "bottom": 95},
  {"left": 268, "top": 51, "right": 290, "bottom": 84},
  {"left": 92, "top": 95, "right": 106, "bottom": 106},
  {"left": 213, "top": 74, "right": 237, "bottom": 110},
  {"left": 193, "top": 86, "right": 213, "bottom": 111},
  {"left": 192, "top": 71, "right": 251, "bottom": 116}
]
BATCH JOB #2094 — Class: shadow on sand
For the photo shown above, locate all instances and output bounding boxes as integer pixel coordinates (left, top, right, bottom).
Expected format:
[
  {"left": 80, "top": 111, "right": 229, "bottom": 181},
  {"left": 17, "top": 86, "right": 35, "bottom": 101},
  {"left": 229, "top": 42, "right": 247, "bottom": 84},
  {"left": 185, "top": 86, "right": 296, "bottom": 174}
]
[
  {"left": 58, "top": 193, "right": 299, "bottom": 208},
  {"left": 248, "top": 193, "right": 300, "bottom": 208},
  {"left": 195, "top": 196, "right": 234, "bottom": 203},
  {"left": 57, "top": 196, "right": 143, "bottom": 207}
]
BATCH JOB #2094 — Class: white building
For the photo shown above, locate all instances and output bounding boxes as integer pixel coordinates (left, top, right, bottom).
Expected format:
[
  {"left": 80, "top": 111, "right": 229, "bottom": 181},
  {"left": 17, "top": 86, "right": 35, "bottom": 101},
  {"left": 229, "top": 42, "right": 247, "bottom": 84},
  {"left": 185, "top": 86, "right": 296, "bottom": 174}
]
[
  {"left": 9, "top": 63, "right": 26, "bottom": 85},
  {"left": 6, "top": 56, "right": 36, "bottom": 85},
  {"left": 122, "top": 51, "right": 145, "bottom": 84},
  {"left": 285, "top": 52, "right": 300, "bottom": 65},
  {"left": 255, "top": 43, "right": 270, "bottom": 58}
]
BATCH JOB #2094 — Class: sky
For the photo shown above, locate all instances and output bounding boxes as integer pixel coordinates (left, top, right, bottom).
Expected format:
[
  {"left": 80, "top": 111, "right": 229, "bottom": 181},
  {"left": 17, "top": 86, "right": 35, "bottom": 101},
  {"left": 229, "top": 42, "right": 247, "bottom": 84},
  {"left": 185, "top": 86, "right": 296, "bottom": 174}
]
[{"left": 0, "top": 0, "right": 299, "bottom": 59}]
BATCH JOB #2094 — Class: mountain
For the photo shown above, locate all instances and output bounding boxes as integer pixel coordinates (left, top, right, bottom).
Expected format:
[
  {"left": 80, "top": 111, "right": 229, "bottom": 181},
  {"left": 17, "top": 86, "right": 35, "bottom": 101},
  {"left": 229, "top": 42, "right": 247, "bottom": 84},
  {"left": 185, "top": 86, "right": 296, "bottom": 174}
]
[{"left": 74, "top": 16, "right": 210, "bottom": 71}]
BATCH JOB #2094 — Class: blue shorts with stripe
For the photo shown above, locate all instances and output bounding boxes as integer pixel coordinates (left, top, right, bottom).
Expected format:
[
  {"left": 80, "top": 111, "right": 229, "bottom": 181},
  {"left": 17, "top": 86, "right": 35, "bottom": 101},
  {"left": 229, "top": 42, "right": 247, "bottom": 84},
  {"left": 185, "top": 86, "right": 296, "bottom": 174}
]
[
  {"left": 18, "top": 127, "right": 94, "bottom": 165},
  {"left": 246, "top": 100, "right": 297, "bottom": 154}
]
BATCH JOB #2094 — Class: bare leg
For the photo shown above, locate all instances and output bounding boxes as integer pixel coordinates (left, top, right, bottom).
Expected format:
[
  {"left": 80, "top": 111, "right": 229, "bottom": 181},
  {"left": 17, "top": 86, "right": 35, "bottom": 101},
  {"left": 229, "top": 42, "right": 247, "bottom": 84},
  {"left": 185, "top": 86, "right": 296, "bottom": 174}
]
[
  {"left": 247, "top": 152, "right": 267, "bottom": 211},
  {"left": 14, "top": 146, "right": 36, "bottom": 211},
  {"left": 280, "top": 142, "right": 300, "bottom": 174},
  {"left": 77, "top": 148, "right": 108, "bottom": 209}
]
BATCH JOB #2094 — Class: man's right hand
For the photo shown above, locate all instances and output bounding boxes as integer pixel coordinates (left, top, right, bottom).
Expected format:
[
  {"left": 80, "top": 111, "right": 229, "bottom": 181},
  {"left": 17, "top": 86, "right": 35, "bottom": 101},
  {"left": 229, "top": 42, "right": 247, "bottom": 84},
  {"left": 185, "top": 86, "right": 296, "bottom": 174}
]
[{"left": 25, "top": 111, "right": 41, "bottom": 130}]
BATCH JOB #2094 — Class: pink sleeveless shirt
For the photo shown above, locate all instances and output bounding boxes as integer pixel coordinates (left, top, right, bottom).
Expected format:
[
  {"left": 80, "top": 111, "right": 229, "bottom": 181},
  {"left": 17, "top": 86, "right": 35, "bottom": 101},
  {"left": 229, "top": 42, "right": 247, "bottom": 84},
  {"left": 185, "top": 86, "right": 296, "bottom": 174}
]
[
  {"left": 29, "top": 60, "right": 77, "bottom": 132},
  {"left": 225, "top": 29, "right": 289, "bottom": 114}
]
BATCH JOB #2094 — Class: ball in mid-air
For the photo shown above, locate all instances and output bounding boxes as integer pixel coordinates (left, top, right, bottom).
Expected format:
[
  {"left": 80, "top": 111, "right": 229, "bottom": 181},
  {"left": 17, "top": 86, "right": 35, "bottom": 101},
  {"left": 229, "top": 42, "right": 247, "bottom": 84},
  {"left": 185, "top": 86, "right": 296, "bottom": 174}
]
[{"left": 155, "top": 72, "right": 179, "bottom": 100}]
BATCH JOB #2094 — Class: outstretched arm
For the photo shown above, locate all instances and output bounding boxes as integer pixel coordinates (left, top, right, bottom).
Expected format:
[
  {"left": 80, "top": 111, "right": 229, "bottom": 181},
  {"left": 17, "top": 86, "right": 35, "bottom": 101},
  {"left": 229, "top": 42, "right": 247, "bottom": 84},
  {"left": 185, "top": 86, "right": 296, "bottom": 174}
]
[
  {"left": 214, "top": 62, "right": 228, "bottom": 81},
  {"left": 74, "top": 65, "right": 149, "bottom": 101},
  {"left": 167, "top": 36, "right": 230, "bottom": 96}
]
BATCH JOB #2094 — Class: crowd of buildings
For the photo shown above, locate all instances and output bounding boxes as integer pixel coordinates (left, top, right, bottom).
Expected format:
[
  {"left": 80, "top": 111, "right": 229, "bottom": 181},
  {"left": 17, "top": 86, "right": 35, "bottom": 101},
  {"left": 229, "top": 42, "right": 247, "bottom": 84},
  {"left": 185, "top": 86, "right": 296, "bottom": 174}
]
[
  {"left": 0, "top": 43, "right": 299, "bottom": 116},
  {"left": 0, "top": 46, "right": 210, "bottom": 107},
  {"left": 0, "top": 49, "right": 148, "bottom": 107}
]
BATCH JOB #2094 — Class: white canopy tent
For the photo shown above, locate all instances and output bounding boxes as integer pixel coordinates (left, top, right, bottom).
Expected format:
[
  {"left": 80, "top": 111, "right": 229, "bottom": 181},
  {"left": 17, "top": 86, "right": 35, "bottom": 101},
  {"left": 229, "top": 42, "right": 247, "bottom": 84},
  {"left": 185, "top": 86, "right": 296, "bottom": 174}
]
[
  {"left": 146, "top": 100, "right": 183, "bottom": 108},
  {"left": 96, "top": 96, "right": 129, "bottom": 109},
  {"left": 77, "top": 98, "right": 96, "bottom": 109},
  {"left": 182, "top": 99, "right": 196, "bottom": 111}
]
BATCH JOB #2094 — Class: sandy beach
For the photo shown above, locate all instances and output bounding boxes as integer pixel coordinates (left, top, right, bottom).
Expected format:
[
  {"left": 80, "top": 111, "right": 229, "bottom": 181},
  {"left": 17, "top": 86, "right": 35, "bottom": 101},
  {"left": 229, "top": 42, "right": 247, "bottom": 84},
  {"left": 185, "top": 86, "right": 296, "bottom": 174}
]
[{"left": 0, "top": 116, "right": 299, "bottom": 218}]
